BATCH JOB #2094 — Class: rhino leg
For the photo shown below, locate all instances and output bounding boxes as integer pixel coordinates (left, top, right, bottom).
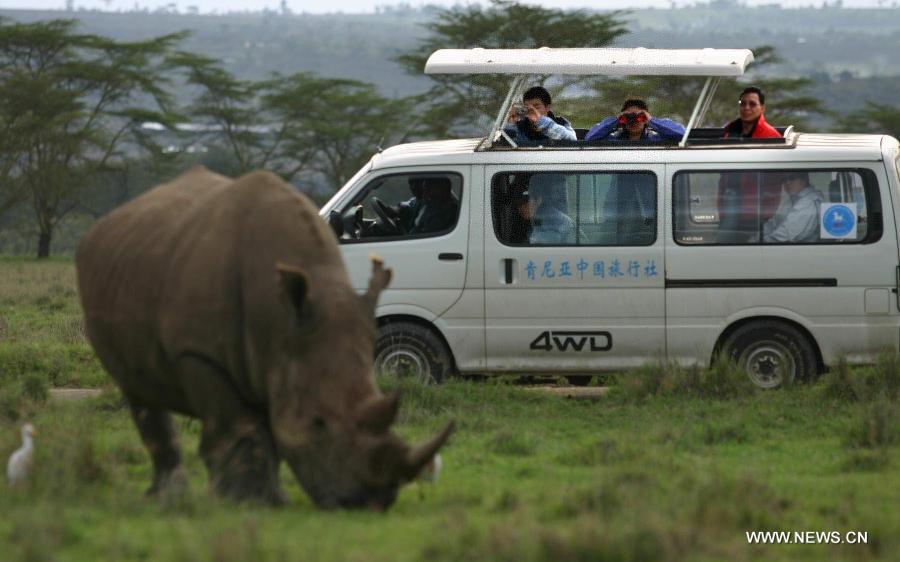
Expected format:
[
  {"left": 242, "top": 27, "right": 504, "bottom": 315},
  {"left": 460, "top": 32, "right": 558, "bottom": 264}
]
[
  {"left": 177, "top": 356, "right": 286, "bottom": 505},
  {"left": 198, "top": 417, "right": 286, "bottom": 505},
  {"left": 127, "top": 402, "right": 188, "bottom": 497}
]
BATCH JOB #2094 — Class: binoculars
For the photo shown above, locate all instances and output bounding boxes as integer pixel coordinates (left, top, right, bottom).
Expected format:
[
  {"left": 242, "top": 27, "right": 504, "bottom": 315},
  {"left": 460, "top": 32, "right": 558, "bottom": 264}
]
[{"left": 618, "top": 112, "right": 648, "bottom": 125}]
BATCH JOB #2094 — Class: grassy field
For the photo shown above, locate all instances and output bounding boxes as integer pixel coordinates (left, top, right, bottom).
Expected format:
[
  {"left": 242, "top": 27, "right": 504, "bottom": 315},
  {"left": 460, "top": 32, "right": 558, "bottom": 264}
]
[{"left": 1, "top": 258, "right": 898, "bottom": 562}]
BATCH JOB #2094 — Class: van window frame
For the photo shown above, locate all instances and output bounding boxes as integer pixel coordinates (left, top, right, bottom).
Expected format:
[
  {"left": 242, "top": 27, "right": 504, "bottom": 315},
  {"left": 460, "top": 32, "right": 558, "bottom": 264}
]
[
  {"left": 671, "top": 167, "right": 883, "bottom": 247},
  {"left": 490, "top": 169, "right": 659, "bottom": 248},
  {"left": 337, "top": 170, "right": 464, "bottom": 245}
]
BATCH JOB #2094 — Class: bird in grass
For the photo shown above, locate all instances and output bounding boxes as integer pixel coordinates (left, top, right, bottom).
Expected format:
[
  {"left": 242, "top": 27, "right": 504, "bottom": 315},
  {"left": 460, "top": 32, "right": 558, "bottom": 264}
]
[
  {"left": 419, "top": 453, "right": 442, "bottom": 484},
  {"left": 416, "top": 453, "right": 442, "bottom": 500},
  {"left": 7, "top": 423, "right": 36, "bottom": 487}
]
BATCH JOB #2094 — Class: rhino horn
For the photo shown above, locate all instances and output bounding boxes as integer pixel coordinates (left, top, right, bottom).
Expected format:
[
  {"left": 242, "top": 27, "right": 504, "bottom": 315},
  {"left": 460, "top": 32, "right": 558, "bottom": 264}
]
[
  {"left": 362, "top": 255, "right": 392, "bottom": 312},
  {"left": 357, "top": 391, "right": 400, "bottom": 434},
  {"left": 403, "top": 421, "right": 456, "bottom": 481},
  {"left": 276, "top": 263, "right": 308, "bottom": 313}
]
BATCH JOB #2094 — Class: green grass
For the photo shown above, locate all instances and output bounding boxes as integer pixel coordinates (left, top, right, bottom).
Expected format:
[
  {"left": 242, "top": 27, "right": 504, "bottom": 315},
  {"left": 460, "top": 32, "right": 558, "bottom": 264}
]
[
  {"left": 1, "top": 258, "right": 898, "bottom": 561},
  {"left": 0, "top": 258, "right": 107, "bottom": 389}
]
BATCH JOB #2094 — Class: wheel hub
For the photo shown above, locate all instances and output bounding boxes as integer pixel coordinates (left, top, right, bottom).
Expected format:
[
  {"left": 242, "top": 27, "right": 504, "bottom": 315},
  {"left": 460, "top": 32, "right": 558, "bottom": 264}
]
[
  {"left": 376, "top": 347, "right": 431, "bottom": 383},
  {"left": 742, "top": 343, "right": 793, "bottom": 389}
]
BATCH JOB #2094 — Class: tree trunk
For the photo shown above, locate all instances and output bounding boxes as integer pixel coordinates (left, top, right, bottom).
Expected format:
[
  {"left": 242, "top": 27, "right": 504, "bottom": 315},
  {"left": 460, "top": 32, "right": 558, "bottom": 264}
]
[{"left": 37, "top": 229, "right": 52, "bottom": 259}]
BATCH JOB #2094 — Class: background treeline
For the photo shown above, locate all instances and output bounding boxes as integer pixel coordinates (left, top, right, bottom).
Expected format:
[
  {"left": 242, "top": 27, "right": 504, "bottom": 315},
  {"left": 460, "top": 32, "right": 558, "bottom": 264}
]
[
  {"left": 5, "top": 2, "right": 900, "bottom": 106},
  {"left": 1, "top": 0, "right": 899, "bottom": 257}
]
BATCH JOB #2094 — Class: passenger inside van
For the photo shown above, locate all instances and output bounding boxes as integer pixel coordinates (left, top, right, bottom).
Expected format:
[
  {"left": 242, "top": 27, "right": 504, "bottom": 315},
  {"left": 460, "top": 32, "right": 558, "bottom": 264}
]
[
  {"left": 522, "top": 174, "right": 578, "bottom": 244},
  {"left": 761, "top": 172, "right": 824, "bottom": 243},
  {"left": 716, "top": 172, "right": 783, "bottom": 243}
]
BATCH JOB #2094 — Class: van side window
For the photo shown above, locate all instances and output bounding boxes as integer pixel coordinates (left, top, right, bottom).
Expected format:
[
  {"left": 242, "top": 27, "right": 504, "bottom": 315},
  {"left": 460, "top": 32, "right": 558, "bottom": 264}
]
[
  {"left": 673, "top": 169, "right": 882, "bottom": 245},
  {"left": 491, "top": 171, "right": 657, "bottom": 246},
  {"left": 336, "top": 173, "right": 462, "bottom": 242}
]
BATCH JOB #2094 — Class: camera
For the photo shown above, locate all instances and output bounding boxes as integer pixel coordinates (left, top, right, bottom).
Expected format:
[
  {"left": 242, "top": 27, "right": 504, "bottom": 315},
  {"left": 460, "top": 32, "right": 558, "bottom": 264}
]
[{"left": 514, "top": 104, "right": 531, "bottom": 119}]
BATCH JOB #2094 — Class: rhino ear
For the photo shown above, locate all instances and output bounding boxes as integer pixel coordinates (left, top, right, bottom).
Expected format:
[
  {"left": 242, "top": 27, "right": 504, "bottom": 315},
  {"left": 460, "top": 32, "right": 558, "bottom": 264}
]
[
  {"left": 361, "top": 255, "right": 392, "bottom": 313},
  {"left": 276, "top": 263, "right": 308, "bottom": 313},
  {"left": 357, "top": 392, "right": 400, "bottom": 434}
]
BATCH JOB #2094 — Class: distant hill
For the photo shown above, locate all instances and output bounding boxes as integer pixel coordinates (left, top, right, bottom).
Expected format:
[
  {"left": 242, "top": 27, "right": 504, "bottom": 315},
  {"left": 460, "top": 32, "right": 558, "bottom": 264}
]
[
  {"left": 2, "top": 5, "right": 898, "bottom": 122},
  {"left": 0, "top": 8, "right": 434, "bottom": 96}
]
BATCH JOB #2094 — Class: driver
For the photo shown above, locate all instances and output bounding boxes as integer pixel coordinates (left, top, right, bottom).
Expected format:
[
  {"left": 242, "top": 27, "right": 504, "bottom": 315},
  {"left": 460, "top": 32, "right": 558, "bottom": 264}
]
[
  {"left": 395, "top": 179, "right": 425, "bottom": 232},
  {"left": 408, "top": 177, "right": 458, "bottom": 235}
]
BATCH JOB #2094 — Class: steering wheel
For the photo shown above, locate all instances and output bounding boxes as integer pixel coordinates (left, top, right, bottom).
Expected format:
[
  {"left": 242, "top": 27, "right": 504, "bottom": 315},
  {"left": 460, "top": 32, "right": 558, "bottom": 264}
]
[{"left": 371, "top": 197, "right": 403, "bottom": 235}]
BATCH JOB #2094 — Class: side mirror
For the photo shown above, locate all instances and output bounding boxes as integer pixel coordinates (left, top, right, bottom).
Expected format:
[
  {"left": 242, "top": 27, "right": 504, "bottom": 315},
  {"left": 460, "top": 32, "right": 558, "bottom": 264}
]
[
  {"left": 341, "top": 205, "right": 365, "bottom": 239},
  {"left": 327, "top": 210, "right": 344, "bottom": 238}
]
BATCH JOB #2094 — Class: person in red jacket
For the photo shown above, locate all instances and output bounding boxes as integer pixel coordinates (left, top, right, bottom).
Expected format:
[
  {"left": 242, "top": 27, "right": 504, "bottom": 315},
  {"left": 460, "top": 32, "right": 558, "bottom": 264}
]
[
  {"left": 724, "top": 86, "right": 781, "bottom": 139},
  {"left": 717, "top": 86, "right": 783, "bottom": 242}
]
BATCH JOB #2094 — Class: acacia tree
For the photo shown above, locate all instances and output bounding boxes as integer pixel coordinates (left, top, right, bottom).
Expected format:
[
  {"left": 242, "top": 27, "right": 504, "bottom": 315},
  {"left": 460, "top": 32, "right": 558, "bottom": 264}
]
[
  {"left": 176, "top": 62, "right": 411, "bottom": 193},
  {"left": 576, "top": 46, "right": 825, "bottom": 130},
  {"left": 171, "top": 52, "right": 321, "bottom": 180},
  {"left": 840, "top": 102, "right": 900, "bottom": 138},
  {"left": 0, "top": 18, "right": 184, "bottom": 257},
  {"left": 396, "top": 0, "right": 627, "bottom": 137},
  {"left": 263, "top": 73, "right": 414, "bottom": 191}
]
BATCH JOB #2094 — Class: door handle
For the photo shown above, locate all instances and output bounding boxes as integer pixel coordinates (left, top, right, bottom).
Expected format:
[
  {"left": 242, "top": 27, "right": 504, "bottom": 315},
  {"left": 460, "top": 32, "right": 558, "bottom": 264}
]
[
  {"left": 503, "top": 258, "right": 514, "bottom": 284},
  {"left": 439, "top": 253, "right": 464, "bottom": 261}
]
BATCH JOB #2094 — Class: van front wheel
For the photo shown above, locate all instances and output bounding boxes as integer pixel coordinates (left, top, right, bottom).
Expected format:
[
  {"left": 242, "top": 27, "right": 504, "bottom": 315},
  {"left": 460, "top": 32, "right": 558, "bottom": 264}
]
[
  {"left": 722, "top": 321, "right": 817, "bottom": 389},
  {"left": 374, "top": 322, "right": 452, "bottom": 384}
]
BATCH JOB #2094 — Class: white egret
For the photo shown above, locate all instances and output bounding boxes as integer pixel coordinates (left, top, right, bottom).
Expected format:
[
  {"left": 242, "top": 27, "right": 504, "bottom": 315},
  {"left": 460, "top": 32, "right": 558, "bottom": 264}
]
[{"left": 6, "top": 423, "right": 36, "bottom": 487}]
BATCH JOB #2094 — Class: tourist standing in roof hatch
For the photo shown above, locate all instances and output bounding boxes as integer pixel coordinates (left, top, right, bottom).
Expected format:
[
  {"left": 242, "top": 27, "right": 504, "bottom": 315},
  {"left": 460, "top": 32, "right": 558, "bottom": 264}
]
[
  {"left": 585, "top": 99, "right": 685, "bottom": 142},
  {"left": 503, "top": 86, "right": 576, "bottom": 144},
  {"left": 724, "top": 86, "right": 781, "bottom": 139}
]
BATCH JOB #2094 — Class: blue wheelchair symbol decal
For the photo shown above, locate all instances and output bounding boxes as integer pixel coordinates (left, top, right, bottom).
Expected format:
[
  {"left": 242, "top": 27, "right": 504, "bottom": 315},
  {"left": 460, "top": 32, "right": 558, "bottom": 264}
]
[{"left": 822, "top": 204, "right": 855, "bottom": 238}]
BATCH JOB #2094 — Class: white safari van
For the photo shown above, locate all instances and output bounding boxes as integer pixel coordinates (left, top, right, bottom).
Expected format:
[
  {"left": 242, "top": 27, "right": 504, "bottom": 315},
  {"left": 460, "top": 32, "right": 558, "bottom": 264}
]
[{"left": 320, "top": 48, "right": 900, "bottom": 388}]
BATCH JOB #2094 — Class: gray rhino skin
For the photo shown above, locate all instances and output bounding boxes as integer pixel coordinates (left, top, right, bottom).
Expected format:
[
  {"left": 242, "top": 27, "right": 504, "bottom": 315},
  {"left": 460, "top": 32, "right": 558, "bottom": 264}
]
[{"left": 76, "top": 166, "right": 453, "bottom": 509}]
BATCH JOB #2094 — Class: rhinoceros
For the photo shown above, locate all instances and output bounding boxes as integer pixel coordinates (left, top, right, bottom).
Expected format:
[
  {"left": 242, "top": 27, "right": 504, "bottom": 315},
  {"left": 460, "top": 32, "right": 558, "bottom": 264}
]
[{"left": 76, "top": 166, "right": 454, "bottom": 509}]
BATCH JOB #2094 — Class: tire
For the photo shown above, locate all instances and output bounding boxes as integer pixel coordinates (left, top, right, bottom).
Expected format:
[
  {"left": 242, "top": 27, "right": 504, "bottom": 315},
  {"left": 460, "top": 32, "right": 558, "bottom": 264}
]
[
  {"left": 722, "top": 320, "right": 818, "bottom": 389},
  {"left": 374, "top": 321, "right": 453, "bottom": 384}
]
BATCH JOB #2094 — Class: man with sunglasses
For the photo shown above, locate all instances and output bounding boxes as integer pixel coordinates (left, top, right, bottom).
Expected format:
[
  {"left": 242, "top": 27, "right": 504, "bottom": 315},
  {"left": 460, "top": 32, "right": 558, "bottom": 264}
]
[
  {"left": 724, "top": 86, "right": 781, "bottom": 139},
  {"left": 716, "top": 87, "right": 784, "bottom": 242},
  {"left": 585, "top": 99, "right": 685, "bottom": 142}
]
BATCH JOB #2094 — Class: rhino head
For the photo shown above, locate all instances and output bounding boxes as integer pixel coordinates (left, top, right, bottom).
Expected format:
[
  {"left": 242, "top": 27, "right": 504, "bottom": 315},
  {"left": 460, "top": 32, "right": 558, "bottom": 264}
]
[{"left": 269, "top": 257, "right": 455, "bottom": 510}]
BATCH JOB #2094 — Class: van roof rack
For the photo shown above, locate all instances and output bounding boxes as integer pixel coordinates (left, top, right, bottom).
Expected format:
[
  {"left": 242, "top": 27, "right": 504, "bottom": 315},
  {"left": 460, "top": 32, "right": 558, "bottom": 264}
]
[{"left": 424, "top": 47, "right": 756, "bottom": 150}]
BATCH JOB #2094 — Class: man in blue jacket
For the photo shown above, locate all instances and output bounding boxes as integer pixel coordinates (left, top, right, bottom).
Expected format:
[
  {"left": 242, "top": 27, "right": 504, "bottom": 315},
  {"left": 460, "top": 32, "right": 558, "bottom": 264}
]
[
  {"left": 503, "top": 86, "right": 576, "bottom": 145},
  {"left": 585, "top": 99, "right": 685, "bottom": 142}
]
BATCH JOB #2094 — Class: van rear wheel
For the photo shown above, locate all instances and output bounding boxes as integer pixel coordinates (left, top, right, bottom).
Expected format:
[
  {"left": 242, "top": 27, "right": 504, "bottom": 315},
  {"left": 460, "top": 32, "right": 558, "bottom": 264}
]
[
  {"left": 722, "top": 320, "right": 817, "bottom": 389},
  {"left": 374, "top": 322, "right": 452, "bottom": 384}
]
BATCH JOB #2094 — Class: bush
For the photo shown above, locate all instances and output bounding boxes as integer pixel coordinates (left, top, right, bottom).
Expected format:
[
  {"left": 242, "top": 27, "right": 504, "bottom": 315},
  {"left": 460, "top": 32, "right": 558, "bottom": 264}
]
[
  {"left": 871, "top": 351, "right": 900, "bottom": 401},
  {"left": 611, "top": 357, "right": 757, "bottom": 402},
  {"left": 821, "top": 352, "right": 900, "bottom": 404},
  {"left": 845, "top": 394, "right": 899, "bottom": 450},
  {"left": 21, "top": 372, "right": 49, "bottom": 403},
  {"left": 820, "top": 357, "right": 864, "bottom": 402}
]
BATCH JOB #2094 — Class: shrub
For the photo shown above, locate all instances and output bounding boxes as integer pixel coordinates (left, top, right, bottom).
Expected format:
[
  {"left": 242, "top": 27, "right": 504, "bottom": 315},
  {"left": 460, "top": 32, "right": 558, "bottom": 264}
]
[
  {"left": 610, "top": 358, "right": 756, "bottom": 402},
  {"left": 871, "top": 351, "right": 900, "bottom": 401},
  {"left": 845, "top": 394, "right": 899, "bottom": 450},
  {"left": 820, "top": 357, "right": 864, "bottom": 402},
  {"left": 21, "top": 372, "right": 49, "bottom": 403}
]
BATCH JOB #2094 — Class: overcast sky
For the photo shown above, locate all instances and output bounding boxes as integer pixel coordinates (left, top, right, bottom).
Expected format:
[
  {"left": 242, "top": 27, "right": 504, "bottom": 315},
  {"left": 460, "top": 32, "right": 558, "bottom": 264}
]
[{"left": 0, "top": 0, "right": 890, "bottom": 14}]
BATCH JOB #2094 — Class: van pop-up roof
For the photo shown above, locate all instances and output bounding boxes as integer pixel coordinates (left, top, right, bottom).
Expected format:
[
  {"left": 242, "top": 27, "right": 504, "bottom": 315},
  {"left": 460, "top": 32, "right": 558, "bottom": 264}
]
[{"left": 424, "top": 47, "right": 764, "bottom": 149}]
